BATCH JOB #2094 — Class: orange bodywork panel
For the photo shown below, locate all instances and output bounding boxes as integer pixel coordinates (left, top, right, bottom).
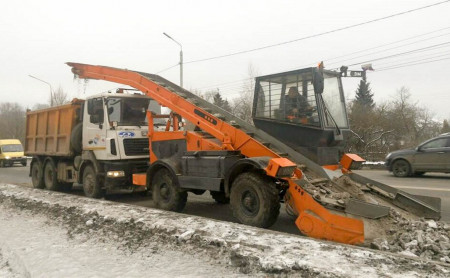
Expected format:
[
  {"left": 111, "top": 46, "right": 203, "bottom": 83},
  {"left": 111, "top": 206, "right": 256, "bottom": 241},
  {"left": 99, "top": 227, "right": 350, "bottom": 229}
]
[
  {"left": 133, "top": 173, "right": 147, "bottom": 186},
  {"left": 285, "top": 180, "right": 364, "bottom": 244},
  {"left": 66, "top": 62, "right": 365, "bottom": 245}
]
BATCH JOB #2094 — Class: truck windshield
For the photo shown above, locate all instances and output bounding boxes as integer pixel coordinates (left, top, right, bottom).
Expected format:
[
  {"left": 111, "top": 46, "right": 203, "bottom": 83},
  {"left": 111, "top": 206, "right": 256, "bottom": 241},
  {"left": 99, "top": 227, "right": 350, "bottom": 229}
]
[
  {"left": 107, "top": 97, "right": 150, "bottom": 126},
  {"left": 1, "top": 144, "right": 23, "bottom": 152}
]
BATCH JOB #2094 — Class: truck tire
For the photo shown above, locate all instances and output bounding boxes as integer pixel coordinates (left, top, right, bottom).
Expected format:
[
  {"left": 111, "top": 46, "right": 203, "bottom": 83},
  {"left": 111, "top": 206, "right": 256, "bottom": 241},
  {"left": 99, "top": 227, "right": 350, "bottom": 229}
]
[
  {"left": 43, "top": 160, "right": 61, "bottom": 191},
  {"left": 70, "top": 123, "right": 83, "bottom": 154},
  {"left": 210, "top": 191, "right": 230, "bottom": 204},
  {"left": 0, "top": 160, "right": 4, "bottom": 167},
  {"left": 82, "top": 165, "right": 104, "bottom": 198},
  {"left": 31, "top": 161, "right": 45, "bottom": 189},
  {"left": 152, "top": 168, "right": 187, "bottom": 212},
  {"left": 230, "top": 172, "right": 280, "bottom": 228}
]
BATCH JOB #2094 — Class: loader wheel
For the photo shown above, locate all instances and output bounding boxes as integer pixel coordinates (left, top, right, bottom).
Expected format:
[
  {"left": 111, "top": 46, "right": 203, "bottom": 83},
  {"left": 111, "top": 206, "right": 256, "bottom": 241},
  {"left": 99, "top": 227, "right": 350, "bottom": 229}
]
[
  {"left": 230, "top": 172, "right": 280, "bottom": 228},
  {"left": 21, "top": 160, "right": 27, "bottom": 167},
  {"left": 152, "top": 168, "right": 187, "bottom": 212},
  {"left": 83, "top": 165, "right": 104, "bottom": 198},
  {"left": 31, "top": 161, "right": 45, "bottom": 189},
  {"left": 210, "top": 191, "right": 230, "bottom": 204},
  {"left": 392, "top": 159, "right": 411, "bottom": 177},
  {"left": 43, "top": 160, "right": 61, "bottom": 191}
]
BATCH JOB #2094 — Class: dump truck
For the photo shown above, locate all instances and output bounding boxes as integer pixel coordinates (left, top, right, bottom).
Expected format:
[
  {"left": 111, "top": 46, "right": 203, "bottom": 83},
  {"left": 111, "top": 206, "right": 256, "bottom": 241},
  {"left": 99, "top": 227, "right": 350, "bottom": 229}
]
[
  {"left": 62, "top": 62, "right": 441, "bottom": 246},
  {"left": 25, "top": 91, "right": 161, "bottom": 197}
]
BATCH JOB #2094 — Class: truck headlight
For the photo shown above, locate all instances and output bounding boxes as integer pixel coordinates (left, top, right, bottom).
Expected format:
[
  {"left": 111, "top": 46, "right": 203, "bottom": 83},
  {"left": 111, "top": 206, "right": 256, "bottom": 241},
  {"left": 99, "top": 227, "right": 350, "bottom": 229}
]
[
  {"left": 385, "top": 153, "right": 392, "bottom": 160},
  {"left": 107, "top": 171, "right": 125, "bottom": 178},
  {"left": 4, "top": 156, "right": 10, "bottom": 160}
]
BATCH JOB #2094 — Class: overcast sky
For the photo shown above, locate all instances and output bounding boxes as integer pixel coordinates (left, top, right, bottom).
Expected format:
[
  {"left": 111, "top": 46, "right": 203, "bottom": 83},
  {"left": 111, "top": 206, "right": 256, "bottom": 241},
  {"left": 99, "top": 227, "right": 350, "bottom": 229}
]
[{"left": 1, "top": 0, "right": 449, "bottom": 120}]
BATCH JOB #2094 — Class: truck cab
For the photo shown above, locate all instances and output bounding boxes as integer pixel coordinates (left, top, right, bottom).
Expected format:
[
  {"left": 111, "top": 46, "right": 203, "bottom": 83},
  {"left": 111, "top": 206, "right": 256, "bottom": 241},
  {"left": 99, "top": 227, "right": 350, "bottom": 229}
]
[
  {"left": 252, "top": 68, "right": 350, "bottom": 165},
  {"left": 79, "top": 91, "right": 159, "bottom": 195},
  {"left": 27, "top": 89, "right": 161, "bottom": 198},
  {"left": 0, "top": 139, "right": 27, "bottom": 167}
]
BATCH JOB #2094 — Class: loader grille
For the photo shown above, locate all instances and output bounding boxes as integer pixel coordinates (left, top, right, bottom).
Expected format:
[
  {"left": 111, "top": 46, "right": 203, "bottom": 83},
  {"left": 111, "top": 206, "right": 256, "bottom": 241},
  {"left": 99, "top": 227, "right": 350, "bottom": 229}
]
[{"left": 123, "top": 138, "right": 149, "bottom": 156}]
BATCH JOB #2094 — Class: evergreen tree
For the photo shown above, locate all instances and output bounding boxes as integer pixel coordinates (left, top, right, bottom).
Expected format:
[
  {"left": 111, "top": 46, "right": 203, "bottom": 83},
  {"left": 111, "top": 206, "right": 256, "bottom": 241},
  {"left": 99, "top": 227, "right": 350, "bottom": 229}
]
[
  {"left": 213, "top": 91, "right": 231, "bottom": 112},
  {"left": 442, "top": 119, "right": 450, "bottom": 133},
  {"left": 354, "top": 77, "right": 375, "bottom": 109}
]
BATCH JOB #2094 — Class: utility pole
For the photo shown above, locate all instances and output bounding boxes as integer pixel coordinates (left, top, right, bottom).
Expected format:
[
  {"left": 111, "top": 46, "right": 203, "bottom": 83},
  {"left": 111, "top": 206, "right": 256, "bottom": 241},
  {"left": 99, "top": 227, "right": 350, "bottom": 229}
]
[
  {"left": 163, "top": 32, "right": 183, "bottom": 87},
  {"left": 29, "top": 75, "right": 54, "bottom": 106}
]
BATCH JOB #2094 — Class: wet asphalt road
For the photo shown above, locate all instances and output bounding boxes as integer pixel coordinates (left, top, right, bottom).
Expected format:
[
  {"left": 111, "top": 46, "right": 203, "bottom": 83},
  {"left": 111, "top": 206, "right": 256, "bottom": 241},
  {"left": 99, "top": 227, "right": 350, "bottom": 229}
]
[{"left": 0, "top": 162, "right": 448, "bottom": 237}]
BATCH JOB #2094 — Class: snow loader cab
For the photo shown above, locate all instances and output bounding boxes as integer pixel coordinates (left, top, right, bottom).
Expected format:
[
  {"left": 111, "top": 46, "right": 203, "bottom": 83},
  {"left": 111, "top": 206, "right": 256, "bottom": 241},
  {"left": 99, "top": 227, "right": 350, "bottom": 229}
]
[{"left": 252, "top": 68, "right": 349, "bottom": 166}]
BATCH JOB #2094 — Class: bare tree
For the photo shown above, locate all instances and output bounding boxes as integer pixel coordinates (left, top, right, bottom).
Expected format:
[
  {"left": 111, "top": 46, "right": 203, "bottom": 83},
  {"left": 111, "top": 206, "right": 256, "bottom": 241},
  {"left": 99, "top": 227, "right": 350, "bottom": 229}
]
[
  {"left": 231, "top": 63, "right": 258, "bottom": 123},
  {"left": 0, "top": 103, "right": 26, "bottom": 142},
  {"left": 51, "top": 86, "right": 69, "bottom": 106}
]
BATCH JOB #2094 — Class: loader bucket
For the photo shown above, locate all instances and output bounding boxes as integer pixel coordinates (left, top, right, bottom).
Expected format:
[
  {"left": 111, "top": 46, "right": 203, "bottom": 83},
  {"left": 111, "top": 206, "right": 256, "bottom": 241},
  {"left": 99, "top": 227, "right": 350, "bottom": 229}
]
[{"left": 347, "top": 173, "right": 441, "bottom": 220}]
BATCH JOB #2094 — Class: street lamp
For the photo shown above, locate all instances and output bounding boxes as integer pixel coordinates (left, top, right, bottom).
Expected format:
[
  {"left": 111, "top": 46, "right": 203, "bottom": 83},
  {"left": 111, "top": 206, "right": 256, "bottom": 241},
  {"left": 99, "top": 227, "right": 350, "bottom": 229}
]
[
  {"left": 29, "top": 75, "right": 54, "bottom": 107},
  {"left": 163, "top": 32, "right": 183, "bottom": 87}
]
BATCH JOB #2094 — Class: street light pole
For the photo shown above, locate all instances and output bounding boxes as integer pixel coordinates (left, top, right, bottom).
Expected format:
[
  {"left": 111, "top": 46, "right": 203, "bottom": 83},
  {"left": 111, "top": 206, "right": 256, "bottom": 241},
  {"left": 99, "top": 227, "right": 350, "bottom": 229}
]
[
  {"left": 163, "top": 32, "right": 183, "bottom": 87},
  {"left": 29, "top": 75, "right": 54, "bottom": 107}
]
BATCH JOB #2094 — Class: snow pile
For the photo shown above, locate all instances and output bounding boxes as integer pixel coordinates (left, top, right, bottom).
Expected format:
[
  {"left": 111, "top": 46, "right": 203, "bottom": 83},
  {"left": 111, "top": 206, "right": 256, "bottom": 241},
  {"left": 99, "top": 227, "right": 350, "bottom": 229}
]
[
  {"left": 0, "top": 183, "right": 449, "bottom": 277},
  {"left": 371, "top": 210, "right": 450, "bottom": 263}
]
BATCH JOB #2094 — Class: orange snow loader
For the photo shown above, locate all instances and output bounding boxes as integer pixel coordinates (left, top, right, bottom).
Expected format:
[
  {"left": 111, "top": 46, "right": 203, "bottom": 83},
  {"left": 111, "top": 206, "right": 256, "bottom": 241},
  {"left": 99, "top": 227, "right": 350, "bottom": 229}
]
[{"left": 66, "top": 62, "right": 440, "bottom": 246}]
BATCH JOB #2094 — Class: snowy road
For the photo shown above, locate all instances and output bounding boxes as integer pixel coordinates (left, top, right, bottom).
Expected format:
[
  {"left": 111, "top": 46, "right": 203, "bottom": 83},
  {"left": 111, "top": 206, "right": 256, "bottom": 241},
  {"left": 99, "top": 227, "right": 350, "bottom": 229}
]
[{"left": 1, "top": 183, "right": 449, "bottom": 277}]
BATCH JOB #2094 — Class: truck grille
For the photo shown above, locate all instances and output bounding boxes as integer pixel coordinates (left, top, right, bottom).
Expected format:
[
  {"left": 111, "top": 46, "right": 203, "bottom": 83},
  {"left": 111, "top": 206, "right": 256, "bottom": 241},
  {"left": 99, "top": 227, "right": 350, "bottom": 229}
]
[{"left": 123, "top": 138, "right": 149, "bottom": 156}]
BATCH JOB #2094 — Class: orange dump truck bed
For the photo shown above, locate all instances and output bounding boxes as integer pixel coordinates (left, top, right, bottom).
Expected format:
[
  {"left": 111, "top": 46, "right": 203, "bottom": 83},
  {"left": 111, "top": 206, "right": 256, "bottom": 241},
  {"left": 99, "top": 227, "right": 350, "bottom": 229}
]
[{"left": 25, "top": 99, "right": 83, "bottom": 157}]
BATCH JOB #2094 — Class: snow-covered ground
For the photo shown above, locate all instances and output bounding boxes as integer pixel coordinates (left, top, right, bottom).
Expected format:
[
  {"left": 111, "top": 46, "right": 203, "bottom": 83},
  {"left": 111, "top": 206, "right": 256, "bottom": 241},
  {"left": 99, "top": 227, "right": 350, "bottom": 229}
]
[{"left": 0, "top": 183, "right": 448, "bottom": 277}]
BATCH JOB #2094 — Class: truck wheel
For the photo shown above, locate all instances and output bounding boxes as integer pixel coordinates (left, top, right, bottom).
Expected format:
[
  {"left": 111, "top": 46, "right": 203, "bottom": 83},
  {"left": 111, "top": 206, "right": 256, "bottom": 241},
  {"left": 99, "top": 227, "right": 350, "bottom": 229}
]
[
  {"left": 210, "top": 191, "right": 230, "bottom": 204},
  {"left": 82, "top": 165, "right": 104, "bottom": 198},
  {"left": 230, "top": 172, "right": 280, "bottom": 228},
  {"left": 0, "top": 160, "right": 4, "bottom": 167},
  {"left": 152, "top": 168, "right": 187, "bottom": 212},
  {"left": 31, "top": 161, "right": 45, "bottom": 189},
  {"left": 22, "top": 160, "right": 27, "bottom": 167},
  {"left": 392, "top": 159, "right": 410, "bottom": 177},
  {"left": 43, "top": 160, "right": 61, "bottom": 191}
]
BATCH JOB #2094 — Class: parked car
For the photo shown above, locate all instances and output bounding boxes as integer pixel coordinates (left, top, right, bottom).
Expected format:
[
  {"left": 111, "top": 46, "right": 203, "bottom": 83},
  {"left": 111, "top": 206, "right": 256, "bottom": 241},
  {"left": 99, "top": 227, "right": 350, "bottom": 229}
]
[{"left": 385, "top": 133, "right": 450, "bottom": 177}]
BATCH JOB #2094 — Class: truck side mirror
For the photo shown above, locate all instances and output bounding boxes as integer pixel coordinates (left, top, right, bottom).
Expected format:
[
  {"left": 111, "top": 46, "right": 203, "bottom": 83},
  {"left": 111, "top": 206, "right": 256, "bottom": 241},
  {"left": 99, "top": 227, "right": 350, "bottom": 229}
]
[{"left": 313, "top": 68, "right": 324, "bottom": 95}]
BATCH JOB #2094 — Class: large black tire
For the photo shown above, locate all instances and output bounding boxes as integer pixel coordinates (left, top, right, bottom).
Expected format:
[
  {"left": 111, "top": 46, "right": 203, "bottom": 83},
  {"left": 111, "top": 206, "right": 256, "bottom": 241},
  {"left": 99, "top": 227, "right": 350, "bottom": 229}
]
[
  {"left": 31, "top": 161, "right": 45, "bottom": 189},
  {"left": 210, "top": 191, "right": 230, "bottom": 204},
  {"left": 230, "top": 172, "right": 280, "bottom": 228},
  {"left": 82, "top": 165, "right": 104, "bottom": 198},
  {"left": 70, "top": 123, "right": 83, "bottom": 154},
  {"left": 21, "top": 160, "right": 27, "bottom": 167},
  {"left": 43, "top": 160, "right": 61, "bottom": 191},
  {"left": 392, "top": 159, "right": 411, "bottom": 177},
  {"left": 152, "top": 168, "right": 187, "bottom": 212}
]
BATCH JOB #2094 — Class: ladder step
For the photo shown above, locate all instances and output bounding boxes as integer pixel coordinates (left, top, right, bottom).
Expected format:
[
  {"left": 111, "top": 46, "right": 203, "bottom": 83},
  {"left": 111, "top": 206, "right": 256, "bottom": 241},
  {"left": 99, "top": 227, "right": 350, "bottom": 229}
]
[
  {"left": 262, "top": 142, "right": 271, "bottom": 148},
  {"left": 246, "top": 132, "right": 255, "bottom": 137},
  {"left": 277, "top": 152, "right": 289, "bottom": 157}
]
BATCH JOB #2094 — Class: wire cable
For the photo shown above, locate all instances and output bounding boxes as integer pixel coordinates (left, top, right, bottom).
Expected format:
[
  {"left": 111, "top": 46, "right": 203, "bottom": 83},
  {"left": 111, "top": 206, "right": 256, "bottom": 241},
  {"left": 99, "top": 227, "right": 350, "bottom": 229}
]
[{"left": 185, "top": 0, "right": 450, "bottom": 64}]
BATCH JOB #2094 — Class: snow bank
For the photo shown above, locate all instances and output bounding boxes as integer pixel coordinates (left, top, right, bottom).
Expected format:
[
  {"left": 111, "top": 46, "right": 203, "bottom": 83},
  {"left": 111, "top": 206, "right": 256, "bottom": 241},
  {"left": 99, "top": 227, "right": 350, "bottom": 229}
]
[{"left": 0, "top": 184, "right": 448, "bottom": 277}]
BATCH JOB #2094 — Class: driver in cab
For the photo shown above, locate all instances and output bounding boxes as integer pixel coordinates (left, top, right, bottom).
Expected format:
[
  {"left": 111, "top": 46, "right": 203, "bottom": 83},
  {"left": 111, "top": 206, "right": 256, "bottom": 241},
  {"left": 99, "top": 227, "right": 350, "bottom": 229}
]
[{"left": 284, "top": 87, "right": 312, "bottom": 123}]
